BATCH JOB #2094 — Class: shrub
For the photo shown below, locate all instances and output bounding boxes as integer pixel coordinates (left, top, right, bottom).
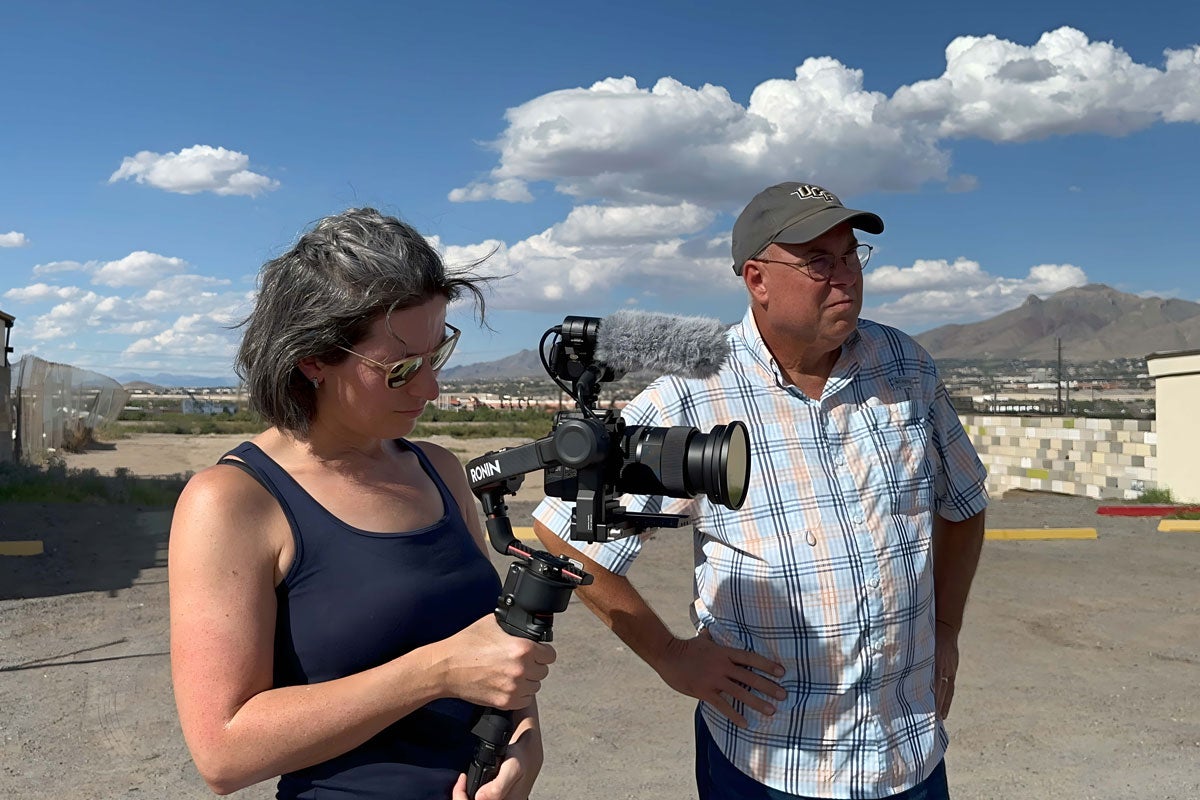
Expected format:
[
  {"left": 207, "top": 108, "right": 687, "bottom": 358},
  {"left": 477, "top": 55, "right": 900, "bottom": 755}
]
[
  {"left": 1137, "top": 487, "right": 1175, "bottom": 504},
  {"left": 0, "top": 460, "right": 187, "bottom": 506},
  {"left": 115, "top": 412, "right": 266, "bottom": 436}
]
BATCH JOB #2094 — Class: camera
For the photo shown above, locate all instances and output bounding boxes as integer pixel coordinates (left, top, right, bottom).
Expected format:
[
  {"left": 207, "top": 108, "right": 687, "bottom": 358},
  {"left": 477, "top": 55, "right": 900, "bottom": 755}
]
[{"left": 466, "top": 314, "right": 750, "bottom": 544}]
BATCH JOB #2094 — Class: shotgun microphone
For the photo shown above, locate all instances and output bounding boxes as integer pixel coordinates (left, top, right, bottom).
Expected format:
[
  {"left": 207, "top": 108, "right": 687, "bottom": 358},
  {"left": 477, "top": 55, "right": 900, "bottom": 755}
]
[{"left": 591, "top": 309, "right": 730, "bottom": 379}]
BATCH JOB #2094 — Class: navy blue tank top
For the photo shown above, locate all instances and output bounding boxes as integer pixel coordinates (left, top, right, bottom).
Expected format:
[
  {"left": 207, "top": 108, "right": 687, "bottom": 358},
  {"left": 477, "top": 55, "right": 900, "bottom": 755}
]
[{"left": 224, "top": 440, "right": 502, "bottom": 800}]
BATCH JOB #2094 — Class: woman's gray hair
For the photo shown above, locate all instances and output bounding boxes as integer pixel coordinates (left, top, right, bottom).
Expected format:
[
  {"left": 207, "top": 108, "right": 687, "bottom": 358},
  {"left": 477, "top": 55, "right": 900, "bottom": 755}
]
[{"left": 236, "top": 207, "right": 489, "bottom": 435}]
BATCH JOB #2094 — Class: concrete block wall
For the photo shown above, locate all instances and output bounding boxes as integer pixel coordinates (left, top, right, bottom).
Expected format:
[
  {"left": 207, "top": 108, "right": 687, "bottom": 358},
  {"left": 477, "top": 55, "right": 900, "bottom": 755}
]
[{"left": 960, "top": 415, "right": 1157, "bottom": 501}]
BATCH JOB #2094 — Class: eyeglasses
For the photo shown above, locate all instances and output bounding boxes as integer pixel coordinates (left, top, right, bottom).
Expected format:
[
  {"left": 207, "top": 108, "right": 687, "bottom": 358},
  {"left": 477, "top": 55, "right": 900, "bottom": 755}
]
[
  {"left": 752, "top": 243, "right": 873, "bottom": 282},
  {"left": 334, "top": 324, "right": 461, "bottom": 388}
]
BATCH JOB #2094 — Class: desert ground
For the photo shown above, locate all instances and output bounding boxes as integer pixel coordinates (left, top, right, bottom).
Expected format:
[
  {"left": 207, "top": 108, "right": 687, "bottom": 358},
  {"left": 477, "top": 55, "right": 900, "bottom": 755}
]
[{"left": 1, "top": 432, "right": 1198, "bottom": 799}]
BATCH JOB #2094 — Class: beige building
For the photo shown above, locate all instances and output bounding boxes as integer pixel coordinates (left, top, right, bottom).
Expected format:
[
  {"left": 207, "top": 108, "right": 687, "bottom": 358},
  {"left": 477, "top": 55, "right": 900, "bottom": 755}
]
[
  {"left": 1, "top": 309, "right": 14, "bottom": 463},
  {"left": 1146, "top": 348, "right": 1200, "bottom": 503}
]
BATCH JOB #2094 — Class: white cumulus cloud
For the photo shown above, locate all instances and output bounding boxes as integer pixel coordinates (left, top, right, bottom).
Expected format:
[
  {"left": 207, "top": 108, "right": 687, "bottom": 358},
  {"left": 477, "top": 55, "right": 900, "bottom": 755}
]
[
  {"left": 108, "top": 145, "right": 279, "bottom": 196},
  {"left": 93, "top": 251, "right": 189, "bottom": 288},
  {"left": 448, "top": 178, "right": 533, "bottom": 203},
  {"left": 866, "top": 258, "right": 994, "bottom": 294},
  {"left": 438, "top": 215, "right": 740, "bottom": 312},
  {"left": 863, "top": 262, "right": 1088, "bottom": 329},
  {"left": 107, "top": 320, "right": 159, "bottom": 335},
  {"left": 139, "top": 274, "right": 239, "bottom": 313},
  {"left": 435, "top": 25, "right": 1199, "bottom": 320},
  {"left": 452, "top": 27, "right": 1199, "bottom": 213},
  {"left": 0, "top": 231, "right": 29, "bottom": 247},
  {"left": 451, "top": 69, "right": 943, "bottom": 207},
  {"left": 26, "top": 291, "right": 115, "bottom": 340},
  {"left": 32, "top": 260, "right": 92, "bottom": 276},
  {"left": 19, "top": 26, "right": 1195, "bottom": 363},
  {"left": 7, "top": 246, "right": 254, "bottom": 375},
  {"left": 552, "top": 202, "right": 715, "bottom": 245},
  {"left": 125, "top": 313, "right": 239, "bottom": 361},
  {"left": 887, "top": 27, "right": 1200, "bottom": 142},
  {"left": 3, "top": 283, "right": 85, "bottom": 303}
]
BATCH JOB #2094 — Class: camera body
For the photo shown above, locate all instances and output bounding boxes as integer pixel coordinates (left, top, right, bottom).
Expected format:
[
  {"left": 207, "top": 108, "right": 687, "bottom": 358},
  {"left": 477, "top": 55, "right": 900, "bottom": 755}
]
[
  {"left": 540, "top": 407, "right": 749, "bottom": 543},
  {"left": 466, "top": 315, "right": 749, "bottom": 546},
  {"left": 541, "top": 407, "right": 684, "bottom": 543}
]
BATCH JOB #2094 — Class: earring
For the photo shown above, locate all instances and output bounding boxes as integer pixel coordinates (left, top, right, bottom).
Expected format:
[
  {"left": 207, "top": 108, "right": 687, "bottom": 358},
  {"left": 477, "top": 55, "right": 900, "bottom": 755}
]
[{"left": 310, "top": 377, "right": 320, "bottom": 389}]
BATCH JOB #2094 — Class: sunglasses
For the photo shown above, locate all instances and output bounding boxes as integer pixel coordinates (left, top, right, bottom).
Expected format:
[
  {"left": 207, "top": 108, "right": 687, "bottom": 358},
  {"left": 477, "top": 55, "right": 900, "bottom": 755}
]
[{"left": 334, "top": 324, "right": 460, "bottom": 388}]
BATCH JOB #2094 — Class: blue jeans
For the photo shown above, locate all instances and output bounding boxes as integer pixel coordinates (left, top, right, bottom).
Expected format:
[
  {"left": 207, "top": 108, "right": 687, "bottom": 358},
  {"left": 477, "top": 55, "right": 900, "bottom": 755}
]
[{"left": 694, "top": 708, "right": 951, "bottom": 800}]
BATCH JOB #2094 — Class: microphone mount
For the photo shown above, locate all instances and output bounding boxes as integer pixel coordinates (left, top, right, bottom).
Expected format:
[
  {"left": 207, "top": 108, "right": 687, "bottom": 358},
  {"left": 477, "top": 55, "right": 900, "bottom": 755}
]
[{"left": 548, "top": 316, "right": 623, "bottom": 412}]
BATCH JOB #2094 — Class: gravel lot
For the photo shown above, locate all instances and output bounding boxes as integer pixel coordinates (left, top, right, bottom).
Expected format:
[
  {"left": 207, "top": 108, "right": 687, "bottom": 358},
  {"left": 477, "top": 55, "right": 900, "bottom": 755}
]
[{"left": 1, "top": 434, "right": 1198, "bottom": 799}]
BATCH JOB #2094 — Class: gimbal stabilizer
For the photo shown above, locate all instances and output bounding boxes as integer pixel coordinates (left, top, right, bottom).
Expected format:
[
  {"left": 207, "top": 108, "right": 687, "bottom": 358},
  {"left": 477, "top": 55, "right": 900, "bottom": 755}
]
[
  {"left": 461, "top": 316, "right": 750, "bottom": 798},
  {"left": 461, "top": 472, "right": 593, "bottom": 797},
  {"left": 462, "top": 417, "right": 690, "bottom": 797}
]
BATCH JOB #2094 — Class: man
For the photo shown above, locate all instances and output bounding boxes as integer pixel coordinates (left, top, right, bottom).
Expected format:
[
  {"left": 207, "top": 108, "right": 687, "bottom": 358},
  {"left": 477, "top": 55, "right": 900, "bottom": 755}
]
[{"left": 533, "top": 182, "right": 988, "bottom": 799}]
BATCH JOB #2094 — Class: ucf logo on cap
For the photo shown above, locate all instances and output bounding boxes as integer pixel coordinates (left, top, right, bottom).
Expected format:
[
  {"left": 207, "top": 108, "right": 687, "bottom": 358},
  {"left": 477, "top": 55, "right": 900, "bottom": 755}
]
[{"left": 789, "top": 185, "right": 838, "bottom": 204}]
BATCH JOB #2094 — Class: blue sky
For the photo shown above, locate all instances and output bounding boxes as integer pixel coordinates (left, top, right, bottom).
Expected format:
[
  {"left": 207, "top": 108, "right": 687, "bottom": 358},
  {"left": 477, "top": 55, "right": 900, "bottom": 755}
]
[{"left": 2, "top": 1, "right": 1198, "bottom": 381}]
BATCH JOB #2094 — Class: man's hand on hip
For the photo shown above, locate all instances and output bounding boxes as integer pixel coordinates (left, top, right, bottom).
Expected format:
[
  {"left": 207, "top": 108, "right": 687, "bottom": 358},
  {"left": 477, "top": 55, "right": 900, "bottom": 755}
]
[{"left": 656, "top": 631, "right": 786, "bottom": 728}]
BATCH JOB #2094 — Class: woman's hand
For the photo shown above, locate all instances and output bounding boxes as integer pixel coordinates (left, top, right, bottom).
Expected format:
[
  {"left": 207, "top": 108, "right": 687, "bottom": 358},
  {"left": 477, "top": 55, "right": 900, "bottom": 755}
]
[
  {"left": 438, "top": 615, "right": 556, "bottom": 710},
  {"left": 452, "top": 709, "right": 543, "bottom": 800}
]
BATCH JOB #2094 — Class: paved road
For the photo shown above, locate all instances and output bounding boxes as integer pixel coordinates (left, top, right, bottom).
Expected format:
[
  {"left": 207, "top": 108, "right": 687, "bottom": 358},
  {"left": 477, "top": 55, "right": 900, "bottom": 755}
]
[{"left": 2, "top": 438, "right": 1198, "bottom": 798}]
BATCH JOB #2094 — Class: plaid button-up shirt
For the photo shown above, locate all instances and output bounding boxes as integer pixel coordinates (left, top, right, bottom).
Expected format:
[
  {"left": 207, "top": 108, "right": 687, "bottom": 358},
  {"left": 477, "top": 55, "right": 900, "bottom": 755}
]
[{"left": 533, "top": 308, "right": 988, "bottom": 798}]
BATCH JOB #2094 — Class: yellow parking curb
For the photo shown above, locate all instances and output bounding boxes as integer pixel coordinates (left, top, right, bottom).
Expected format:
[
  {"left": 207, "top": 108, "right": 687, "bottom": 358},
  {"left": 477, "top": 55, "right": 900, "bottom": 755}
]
[
  {"left": 0, "top": 540, "right": 45, "bottom": 556},
  {"left": 515, "top": 527, "right": 1101, "bottom": 542},
  {"left": 985, "top": 528, "right": 1097, "bottom": 540},
  {"left": 1158, "top": 519, "right": 1200, "bottom": 533}
]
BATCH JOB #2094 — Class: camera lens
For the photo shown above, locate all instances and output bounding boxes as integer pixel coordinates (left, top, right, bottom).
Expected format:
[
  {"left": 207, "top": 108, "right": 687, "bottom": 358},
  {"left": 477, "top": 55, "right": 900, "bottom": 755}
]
[{"left": 619, "top": 421, "right": 751, "bottom": 510}]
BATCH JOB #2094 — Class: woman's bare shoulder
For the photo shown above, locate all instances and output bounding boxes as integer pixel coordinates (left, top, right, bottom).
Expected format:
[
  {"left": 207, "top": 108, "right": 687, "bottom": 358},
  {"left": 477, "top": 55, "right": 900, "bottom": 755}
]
[{"left": 172, "top": 460, "right": 283, "bottom": 547}]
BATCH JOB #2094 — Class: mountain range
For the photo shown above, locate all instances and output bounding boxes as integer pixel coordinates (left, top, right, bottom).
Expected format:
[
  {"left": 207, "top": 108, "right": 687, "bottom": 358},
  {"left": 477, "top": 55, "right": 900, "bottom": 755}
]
[
  {"left": 439, "top": 348, "right": 545, "bottom": 382},
  {"left": 109, "top": 285, "right": 1199, "bottom": 387},
  {"left": 115, "top": 371, "right": 240, "bottom": 389},
  {"left": 441, "top": 285, "right": 1200, "bottom": 381},
  {"left": 911, "top": 284, "right": 1200, "bottom": 361}
]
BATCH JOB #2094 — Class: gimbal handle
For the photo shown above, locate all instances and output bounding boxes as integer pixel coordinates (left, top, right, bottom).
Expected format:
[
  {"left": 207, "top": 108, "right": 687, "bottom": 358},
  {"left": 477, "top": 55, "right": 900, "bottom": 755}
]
[{"left": 465, "top": 491, "right": 592, "bottom": 799}]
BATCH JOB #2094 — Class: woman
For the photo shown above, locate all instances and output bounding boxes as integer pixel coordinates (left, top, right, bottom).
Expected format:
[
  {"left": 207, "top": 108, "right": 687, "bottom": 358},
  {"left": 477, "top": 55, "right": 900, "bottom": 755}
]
[{"left": 168, "top": 208, "right": 553, "bottom": 800}]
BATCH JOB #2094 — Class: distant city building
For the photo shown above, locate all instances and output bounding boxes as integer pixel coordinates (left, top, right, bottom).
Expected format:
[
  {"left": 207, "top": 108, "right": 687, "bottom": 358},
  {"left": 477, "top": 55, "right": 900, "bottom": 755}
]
[{"left": 181, "top": 397, "right": 240, "bottom": 415}]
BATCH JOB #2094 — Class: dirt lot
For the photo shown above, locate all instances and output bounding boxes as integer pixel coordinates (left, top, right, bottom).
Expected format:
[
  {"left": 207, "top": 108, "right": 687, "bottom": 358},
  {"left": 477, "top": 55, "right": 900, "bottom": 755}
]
[{"left": 2, "top": 433, "right": 1198, "bottom": 799}]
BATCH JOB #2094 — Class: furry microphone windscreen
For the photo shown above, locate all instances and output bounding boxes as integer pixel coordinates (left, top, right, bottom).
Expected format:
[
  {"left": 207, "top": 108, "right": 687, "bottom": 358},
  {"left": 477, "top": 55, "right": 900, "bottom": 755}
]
[{"left": 593, "top": 309, "right": 730, "bottom": 379}]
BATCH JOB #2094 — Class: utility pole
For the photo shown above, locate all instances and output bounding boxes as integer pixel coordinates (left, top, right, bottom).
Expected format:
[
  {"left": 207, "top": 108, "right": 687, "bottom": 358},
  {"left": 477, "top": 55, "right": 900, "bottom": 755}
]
[
  {"left": 1065, "top": 361, "right": 1071, "bottom": 414},
  {"left": 1056, "top": 338, "right": 1064, "bottom": 414}
]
